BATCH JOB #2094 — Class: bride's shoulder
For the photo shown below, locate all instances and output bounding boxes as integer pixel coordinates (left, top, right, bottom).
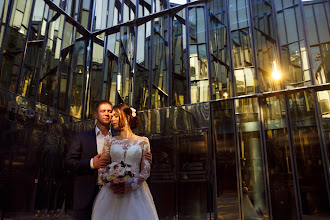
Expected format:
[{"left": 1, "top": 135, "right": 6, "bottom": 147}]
[{"left": 135, "top": 136, "right": 149, "bottom": 144}]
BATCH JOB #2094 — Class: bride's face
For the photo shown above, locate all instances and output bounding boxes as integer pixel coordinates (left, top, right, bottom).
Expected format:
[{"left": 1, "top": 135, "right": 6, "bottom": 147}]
[{"left": 111, "top": 110, "right": 127, "bottom": 130}]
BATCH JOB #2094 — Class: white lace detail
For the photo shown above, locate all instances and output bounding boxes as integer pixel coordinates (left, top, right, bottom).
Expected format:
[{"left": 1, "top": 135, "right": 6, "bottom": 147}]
[{"left": 106, "top": 136, "right": 151, "bottom": 190}]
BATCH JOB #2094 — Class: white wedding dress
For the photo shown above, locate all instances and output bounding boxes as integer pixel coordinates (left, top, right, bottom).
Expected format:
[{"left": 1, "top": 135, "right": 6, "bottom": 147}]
[{"left": 91, "top": 136, "right": 158, "bottom": 220}]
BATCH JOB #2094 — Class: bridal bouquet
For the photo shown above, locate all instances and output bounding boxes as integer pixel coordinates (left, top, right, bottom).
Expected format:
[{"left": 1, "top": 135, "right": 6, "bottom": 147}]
[{"left": 100, "top": 161, "right": 134, "bottom": 187}]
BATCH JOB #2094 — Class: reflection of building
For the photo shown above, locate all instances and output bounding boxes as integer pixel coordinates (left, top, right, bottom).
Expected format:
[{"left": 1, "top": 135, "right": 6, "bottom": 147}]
[{"left": 0, "top": 0, "right": 329, "bottom": 219}]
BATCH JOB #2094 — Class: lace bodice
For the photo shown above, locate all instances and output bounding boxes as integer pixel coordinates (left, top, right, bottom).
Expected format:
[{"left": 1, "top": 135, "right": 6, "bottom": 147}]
[{"left": 102, "top": 136, "right": 151, "bottom": 189}]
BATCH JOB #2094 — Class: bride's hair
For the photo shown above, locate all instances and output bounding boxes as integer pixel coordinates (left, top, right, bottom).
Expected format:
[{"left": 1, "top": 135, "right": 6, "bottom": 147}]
[{"left": 112, "top": 103, "right": 140, "bottom": 130}]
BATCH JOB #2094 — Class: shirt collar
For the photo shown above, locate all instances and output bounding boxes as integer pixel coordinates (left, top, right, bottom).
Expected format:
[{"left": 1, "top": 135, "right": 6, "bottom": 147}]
[{"left": 95, "top": 125, "right": 111, "bottom": 136}]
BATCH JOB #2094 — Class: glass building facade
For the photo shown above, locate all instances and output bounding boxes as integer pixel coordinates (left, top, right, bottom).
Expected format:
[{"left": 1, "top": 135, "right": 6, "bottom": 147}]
[{"left": 0, "top": 0, "right": 329, "bottom": 219}]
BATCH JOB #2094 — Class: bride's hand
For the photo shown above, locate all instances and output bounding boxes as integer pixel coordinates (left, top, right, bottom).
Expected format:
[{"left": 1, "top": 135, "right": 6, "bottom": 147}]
[{"left": 110, "top": 182, "right": 126, "bottom": 194}]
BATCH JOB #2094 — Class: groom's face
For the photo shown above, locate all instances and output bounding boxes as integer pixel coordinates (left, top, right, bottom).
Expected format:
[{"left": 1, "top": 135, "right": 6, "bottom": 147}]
[{"left": 94, "top": 103, "right": 112, "bottom": 126}]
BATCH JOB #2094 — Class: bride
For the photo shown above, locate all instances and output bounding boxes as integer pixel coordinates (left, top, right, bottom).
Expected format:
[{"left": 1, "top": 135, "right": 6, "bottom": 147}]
[{"left": 91, "top": 103, "right": 159, "bottom": 220}]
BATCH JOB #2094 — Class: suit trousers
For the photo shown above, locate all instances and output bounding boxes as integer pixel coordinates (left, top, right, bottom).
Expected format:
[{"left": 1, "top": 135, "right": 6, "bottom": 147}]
[{"left": 74, "top": 185, "right": 101, "bottom": 220}]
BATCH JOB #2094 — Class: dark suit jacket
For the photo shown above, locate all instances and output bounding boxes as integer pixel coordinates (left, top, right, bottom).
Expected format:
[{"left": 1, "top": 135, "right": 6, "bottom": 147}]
[{"left": 65, "top": 129, "right": 118, "bottom": 210}]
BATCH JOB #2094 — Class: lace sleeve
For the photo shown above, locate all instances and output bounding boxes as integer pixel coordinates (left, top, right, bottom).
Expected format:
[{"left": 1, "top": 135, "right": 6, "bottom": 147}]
[
  {"left": 101, "top": 137, "right": 111, "bottom": 159},
  {"left": 128, "top": 137, "right": 151, "bottom": 190}
]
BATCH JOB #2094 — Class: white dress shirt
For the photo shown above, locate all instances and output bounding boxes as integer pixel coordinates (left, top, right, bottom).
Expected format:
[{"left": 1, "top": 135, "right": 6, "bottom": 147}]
[{"left": 90, "top": 126, "right": 111, "bottom": 169}]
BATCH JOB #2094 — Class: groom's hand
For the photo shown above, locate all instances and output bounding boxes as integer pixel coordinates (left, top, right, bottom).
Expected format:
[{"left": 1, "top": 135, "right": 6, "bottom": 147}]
[
  {"left": 93, "top": 154, "right": 109, "bottom": 169},
  {"left": 144, "top": 152, "right": 152, "bottom": 164}
]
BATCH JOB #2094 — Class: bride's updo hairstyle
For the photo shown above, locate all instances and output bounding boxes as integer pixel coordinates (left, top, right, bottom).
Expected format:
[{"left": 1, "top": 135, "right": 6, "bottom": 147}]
[{"left": 112, "top": 103, "right": 140, "bottom": 130}]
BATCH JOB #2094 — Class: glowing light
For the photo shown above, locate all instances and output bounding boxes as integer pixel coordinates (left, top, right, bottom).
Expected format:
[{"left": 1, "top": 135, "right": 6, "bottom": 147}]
[
  {"left": 223, "top": 92, "right": 228, "bottom": 99},
  {"left": 117, "top": 73, "right": 122, "bottom": 91},
  {"left": 272, "top": 61, "right": 281, "bottom": 80}
]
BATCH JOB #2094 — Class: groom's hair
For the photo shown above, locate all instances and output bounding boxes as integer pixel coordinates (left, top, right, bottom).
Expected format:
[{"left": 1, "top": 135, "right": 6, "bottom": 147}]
[{"left": 94, "top": 100, "right": 113, "bottom": 112}]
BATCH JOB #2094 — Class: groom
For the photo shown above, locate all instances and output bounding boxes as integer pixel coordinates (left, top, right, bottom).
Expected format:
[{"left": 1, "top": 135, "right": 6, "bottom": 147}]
[{"left": 65, "top": 100, "right": 152, "bottom": 220}]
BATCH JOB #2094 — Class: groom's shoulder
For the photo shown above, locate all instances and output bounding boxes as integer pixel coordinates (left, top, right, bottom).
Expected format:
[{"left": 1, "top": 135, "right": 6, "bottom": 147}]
[{"left": 75, "top": 129, "right": 95, "bottom": 138}]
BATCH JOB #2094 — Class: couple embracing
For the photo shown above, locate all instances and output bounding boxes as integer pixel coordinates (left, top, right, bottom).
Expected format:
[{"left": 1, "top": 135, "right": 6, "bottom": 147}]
[{"left": 65, "top": 100, "right": 158, "bottom": 220}]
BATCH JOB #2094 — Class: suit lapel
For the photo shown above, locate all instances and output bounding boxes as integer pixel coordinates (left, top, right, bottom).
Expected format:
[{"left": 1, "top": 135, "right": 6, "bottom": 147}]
[{"left": 88, "top": 129, "right": 97, "bottom": 156}]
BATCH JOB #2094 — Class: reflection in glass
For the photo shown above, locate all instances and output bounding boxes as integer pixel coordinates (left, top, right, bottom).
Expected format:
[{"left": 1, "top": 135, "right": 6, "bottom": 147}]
[
  {"left": 0, "top": 0, "right": 10, "bottom": 48},
  {"left": 152, "top": 16, "right": 169, "bottom": 109},
  {"left": 123, "top": 0, "right": 136, "bottom": 23},
  {"left": 139, "top": 0, "right": 152, "bottom": 18},
  {"left": 208, "top": 0, "right": 230, "bottom": 99},
  {"left": 86, "top": 39, "right": 105, "bottom": 118},
  {"left": 38, "top": 14, "right": 65, "bottom": 107},
  {"left": 153, "top": 0, "right": 168, "bottom": 13},
  {"left": 108, "top": 0, "right": 122, "bottom": 26},
  {"left": 212, "top": 101, "right": 239, "bottom": 219},
  {"left": 276, "top": 5, "right": 311, "bottom": 88},
  {"left": 317, "top": 90, "right": 330, "bottom": 182},
  {"left": 178, "top": 133, "right": 209, "bottom": 220},
  {"left": 172, "top": 9, "right": 187, "bottom": 106},
  {"left": 134, "top": 22, "right": 151, "bottom": 110},
  {"left": 189, "top": 7, "right": 209, "bottom": 103},
  {"left": 103, "top": 33, "right": 120, "bottom": 104},
  {"left": 289, "top": 91, "right": 329, "bottom": 217},
  {"left": 17, "top": 0, "right": 48, "bottom": 98},
  {"left": 118, "top": 26, "right": 135, "bottom": 105},
  {"left": 0, "top": 0, "right": 34, "bottom": 91},
  {"left": 235, "top": 98, "right": 268, "bottom": 219},
  {"left": 251, "top": 0, "right": 281, "bottom": 92},
  {"left": 303, "top": 2, "right": 330, "bottom": 85},
  {"left": 262, "top": 95, "right": 298, "bottom": 220}
]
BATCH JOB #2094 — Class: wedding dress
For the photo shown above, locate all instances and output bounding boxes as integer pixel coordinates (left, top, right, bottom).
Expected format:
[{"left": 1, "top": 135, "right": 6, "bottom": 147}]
[{"left": 91, "top": 136, "right": 158, "bottom": 220}]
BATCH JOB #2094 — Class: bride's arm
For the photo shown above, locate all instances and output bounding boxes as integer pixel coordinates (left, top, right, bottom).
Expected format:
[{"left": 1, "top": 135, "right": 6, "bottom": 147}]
[{"left": 127, "top": 137, "right": 151, "bottom": 190}]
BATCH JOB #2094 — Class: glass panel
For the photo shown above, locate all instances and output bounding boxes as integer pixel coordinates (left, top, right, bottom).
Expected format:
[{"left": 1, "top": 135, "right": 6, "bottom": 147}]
[
  {"left": 54, "top": 21, "right": 75, "bottom": 111},
  {"left": 153, "top": 0, "right": 168, "bottom": 13},
  {"left": 103, "top": 33, "right": 120, "bottom": 104},
  {"left": 313, "top": 43, "right": 330, "bottom": 85},
  {"left": 229, "top": 0, "right": 249, "bottom": 31},
  {"left": 138, "top": 0, "right": 152, "bottom": 18},
  {"left": 17, "top": 0, "right": 47, "bottom": 98},
  {"left": 262, "top": 95, "right": 298, "bottom": 220},
  {"left": 149, "top": 136, "right": 177, "bottom": 220},
  {"left": 134, "top": 22, "right": 151, "bottom": 110},
  {"left": 118, "top": 26, "right": 135, "bottom": 105},
  {"left": 0, "top": 0, "right": 10, "bottom": 47},
  {"left": 276, "top": 5, "right": 311, "bottom": 88},
  {"left": 94, "top": 0, "right": 110, "bottom": 32},
  {"left": 70, "top": 39, "right": 87, "bottom": 119},
  {"left": 208, "top": 0, "right": 230, "bottom": 100},
  {"left": 170, "top": 0, "right": 186, "bottom": 7},
  {"left": 189, "top": 7, "right": 209, "bottom": 103},
  {"left": 212, "top": 100, "right": 240, "bottom": 219},
  {"left": 123, "top": 0, "right": 136, "bottom": 23},
  {"left": 79, "top": 0, "right": 91, "bottom": 29},
  {"left": 317, "top": 89, "right": 330, "bottom": 180},
  {"left": 108, "top": 0, "right": 122, "bottom": 26},
  {"left": 172, "top": 9, "right": 187, "bottom": 106},
  {"left": 178, "top": 132, "right": 209, "bottom": 220},
  {"left": 235, "top": 98, "right": 269, "bottom": 219},
  {"left": 0, "top": 0, "right": 34, "bottom": 91},
  {"left": 251, "top": 0, "right": 281, "bottom": 92},
  {"left": 152, "top": 16, "right": 169, "bottom": 109},
  {"left": 289, "top": 91, "right": 330, "bottom": 217},
  {"left": 304, "top": 2, "right": 330, "bottom": 85}
]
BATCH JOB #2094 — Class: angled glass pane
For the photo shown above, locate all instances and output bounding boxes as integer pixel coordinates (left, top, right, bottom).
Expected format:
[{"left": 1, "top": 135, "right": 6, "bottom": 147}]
[
  {"left": 138, "top": 0, "right": 152, "bottom": 18},
  {"left": 170, "top": 0, "right": 186, "bottom": 7},
  {"left": 262, "top": 95, "right": 298, "bottom": 220},
  {"left": 17, "top": 0, "right": 48, "bottom": 98},
  {"left": 94, "top": 0, "right": 110, "bottom": 32},
  {"left": 276, "top": 5, "right": 311, "bottom": 88},
  {"left": 172, "top": 9, "right": 187, "bottom": 106},
  {"left": 0, "top": 0, "right": 34, "bottom": 91},
  {"left": 289, "top": 91, "right": 329, "bottom": 217},
  {"left": 208, "top": 0, "right": 231, "bottom": 99},
  {"left": 153, "top": 0, "right": 168, "bottom": 13},
  {"left": 134, "top": 22, "right": 151, "bottom": 110},
  {"left": 0, "top": 0, "right": 11, "bottom": 48},
  {"left": 212, "top": 100, "right": 240, "bottom": 219},
  {"left": 103, "top": 32, "right": 120, "bottom": 104},
  {"left": 118, "top": 26, "right": 135, "bottom": 105},
  {"left": 123, "top": 0, "right": 136, "bottom": 23},
  {"left": 108, "top": 0, "right": 122, "bottom": 26},
  {"left": 189, "top": 7, "right": 209, "bottom": 103},
  {"left": 235, "top": 98, "right": 269, "bottom": 219},
  {"left": 152, "top": 16, "right": 169, "bottom": 109},
  {"left": 251, "top": 0, "right": 281, "bottom": 92}
]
